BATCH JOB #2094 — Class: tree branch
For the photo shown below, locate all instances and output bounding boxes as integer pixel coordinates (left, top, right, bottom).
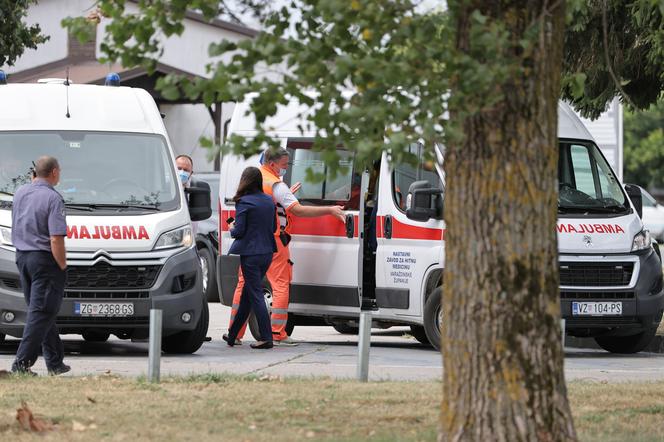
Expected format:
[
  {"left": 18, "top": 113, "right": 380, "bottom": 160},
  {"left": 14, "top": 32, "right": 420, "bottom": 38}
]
[{"left": 602, "top": 0, "right": 636, "bottom": 109}]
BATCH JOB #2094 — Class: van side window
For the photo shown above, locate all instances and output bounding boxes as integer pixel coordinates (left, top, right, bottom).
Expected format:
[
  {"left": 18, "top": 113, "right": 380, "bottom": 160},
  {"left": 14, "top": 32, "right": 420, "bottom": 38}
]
[
  {"left": 392, "top": 143, "right": 443, "bottom": 214},
  {"left": 558, "top": 141, "right": 627, "bottom": 210},
  {"left": 285, "top": 139, "right": 360, "bottom": 210},
  {"left": 570, "top": 145, "right": 596, "bottom": 196}
]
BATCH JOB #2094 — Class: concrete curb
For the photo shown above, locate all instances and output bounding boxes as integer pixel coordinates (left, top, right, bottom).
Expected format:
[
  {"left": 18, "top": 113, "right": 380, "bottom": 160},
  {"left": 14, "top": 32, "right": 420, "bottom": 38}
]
[{"left": 566, "top": 335, "right": 664, "bottom": 354}]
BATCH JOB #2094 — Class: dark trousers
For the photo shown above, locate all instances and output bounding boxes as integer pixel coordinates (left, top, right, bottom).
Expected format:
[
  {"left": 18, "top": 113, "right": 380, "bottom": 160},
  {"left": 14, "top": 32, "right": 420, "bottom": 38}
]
[
  {"left": 227, "top": 253, "right": 273, "bottom": 342},
  {"left": 13, "top": 251, "right": 66, "bottom": 371}
]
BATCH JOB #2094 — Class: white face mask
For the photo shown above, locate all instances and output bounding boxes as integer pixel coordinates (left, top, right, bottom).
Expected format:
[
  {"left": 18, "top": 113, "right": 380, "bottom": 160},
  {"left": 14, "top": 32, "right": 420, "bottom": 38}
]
[{"left": 278, "top": 168, "right": 287, "bottom": 177}]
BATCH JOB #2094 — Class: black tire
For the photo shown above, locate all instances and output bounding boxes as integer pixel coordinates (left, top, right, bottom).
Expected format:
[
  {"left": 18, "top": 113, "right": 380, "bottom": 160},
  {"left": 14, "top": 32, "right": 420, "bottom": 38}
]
[
  {"left": 162, "top": 301, "right": 209, "bottom": 354},
  {"left": 594, "top": 327, "right": 657, "bottom": 354},
  {"left": 0, "top": 333, "right": 5, "bottom": 344},
  {"left": 409, "top": 325, "right": 431, "bottom": 346},
  {"left": 332, "top": 323, "right": 359, "bottom": 335},
  {"left": 198, "top": 247, "right": 218, "bottom": 303},
  {"left": 82, "top": 330, "right": 110, "bottom": 342},
  {"left": 423, "top": 287, "right": 442, "bottom": 351}
]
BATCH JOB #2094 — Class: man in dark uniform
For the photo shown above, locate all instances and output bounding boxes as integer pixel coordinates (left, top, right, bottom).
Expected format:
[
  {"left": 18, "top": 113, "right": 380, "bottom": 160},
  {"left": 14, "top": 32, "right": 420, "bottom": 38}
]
[{"left": 11, "top": 156, "right": 69, "bottom": 376}]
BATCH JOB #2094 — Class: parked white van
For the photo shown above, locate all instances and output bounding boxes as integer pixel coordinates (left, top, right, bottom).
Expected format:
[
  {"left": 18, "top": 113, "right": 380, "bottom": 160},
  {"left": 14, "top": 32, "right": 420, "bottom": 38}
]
[
  {"left": 0, "top": 74, "right": 212, "bottom": 353},
  {"left": 217, "top": 99, "right": 663, "bottom": 353}
]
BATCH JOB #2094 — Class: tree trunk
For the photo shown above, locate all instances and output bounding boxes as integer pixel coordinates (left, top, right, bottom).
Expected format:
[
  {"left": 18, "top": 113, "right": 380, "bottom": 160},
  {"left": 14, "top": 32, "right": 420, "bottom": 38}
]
[{"left": 441, "top": 1, "right": 577, "bottom": 441}]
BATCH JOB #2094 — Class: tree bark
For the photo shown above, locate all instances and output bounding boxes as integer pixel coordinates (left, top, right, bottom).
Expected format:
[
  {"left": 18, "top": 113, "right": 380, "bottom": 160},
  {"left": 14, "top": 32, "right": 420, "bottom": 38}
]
[{"left": 441, "top": 1, "right": 577, "bottom": 441}]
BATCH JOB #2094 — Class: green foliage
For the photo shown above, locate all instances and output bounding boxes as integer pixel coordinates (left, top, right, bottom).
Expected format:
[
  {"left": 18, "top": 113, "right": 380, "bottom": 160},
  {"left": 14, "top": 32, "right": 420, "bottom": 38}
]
[
  {"left": 63, "top": 0, "right": 664, "bottom": 167},
  {"left": 623, "top": 100, "right": 664, "bottom": 189},
  {"left": 0, "top": 0, "right": 48, "bottom": 67},
  {"left": 563, "top": 0, "right": 664, "bottom": 119}
]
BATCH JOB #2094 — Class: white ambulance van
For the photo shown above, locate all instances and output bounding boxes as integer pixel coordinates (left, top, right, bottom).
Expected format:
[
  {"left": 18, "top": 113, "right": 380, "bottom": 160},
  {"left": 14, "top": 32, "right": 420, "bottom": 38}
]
[
  {"left": 0, "top": 74, "right": 212, "bottom": 353},
  {"left": 217, "top": 99, "right": 663, "bottom": 353}
]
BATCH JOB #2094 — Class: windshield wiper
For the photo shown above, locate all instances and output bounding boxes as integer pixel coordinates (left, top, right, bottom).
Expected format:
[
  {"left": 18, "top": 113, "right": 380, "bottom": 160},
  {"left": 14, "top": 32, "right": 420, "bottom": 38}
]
[
  {"left": 90, "top": 203, "right": 159, "bottom": 211},
  {"left": 65, "top": 203, "right": 94, "bottom": 212},
  {"left": 65, "top": 203, "right": 159, "bottom": 212},
  {"left": 558, "top": 205, "right": 628, "bottom": 214}
]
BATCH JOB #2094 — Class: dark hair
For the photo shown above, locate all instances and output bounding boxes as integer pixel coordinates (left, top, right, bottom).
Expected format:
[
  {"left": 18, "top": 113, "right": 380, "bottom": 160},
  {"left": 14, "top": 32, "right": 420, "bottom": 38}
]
[
  {"left": 233, "top": 167, "right": 263, "bottom": 202},
  {"left": 176, "top": 154, "right": 194, "bottom": 169},
  {"left": 35, "top": 156, "right": 59, "bottom": 178},
  {"left": 263, "top": 148, "right": 289, "bottom": 164}
]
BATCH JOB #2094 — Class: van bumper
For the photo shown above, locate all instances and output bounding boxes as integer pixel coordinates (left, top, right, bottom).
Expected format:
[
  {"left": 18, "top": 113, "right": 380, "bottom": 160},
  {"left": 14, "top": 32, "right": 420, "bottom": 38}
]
[
  {"left": 0, "top": 246, "right": 203, "bottom": 339},
  {"left": 561, "top": 248, "right": 664, "bottom": 337}
]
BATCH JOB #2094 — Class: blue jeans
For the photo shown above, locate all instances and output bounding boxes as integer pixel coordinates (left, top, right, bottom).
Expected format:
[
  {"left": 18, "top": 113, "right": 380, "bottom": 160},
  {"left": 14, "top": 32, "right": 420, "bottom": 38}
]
[
  {"left": 13, "top": 251, "right": 66, "bottom": 371},
  {"left": 227, "top": 253, "right": 273, "bottom": 342}
]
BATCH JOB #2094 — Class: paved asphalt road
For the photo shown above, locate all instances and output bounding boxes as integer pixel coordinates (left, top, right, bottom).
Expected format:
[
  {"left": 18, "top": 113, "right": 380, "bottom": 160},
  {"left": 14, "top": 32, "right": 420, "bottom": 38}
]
[{"left": 1, "top": 304, "right": 663, "bottom": 382}]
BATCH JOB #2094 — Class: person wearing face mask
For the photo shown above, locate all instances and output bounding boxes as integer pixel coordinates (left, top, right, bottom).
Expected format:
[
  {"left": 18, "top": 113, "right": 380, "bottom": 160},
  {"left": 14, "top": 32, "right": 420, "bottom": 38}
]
[
  {"left": 176, "top": 154, "right": 194, "bottom": 187},
  {"left": 226, "top": 148, "right": 346, "bottom": 346},
  {"left": 10, "top": 156, "right": 70, "bottom": 376}
]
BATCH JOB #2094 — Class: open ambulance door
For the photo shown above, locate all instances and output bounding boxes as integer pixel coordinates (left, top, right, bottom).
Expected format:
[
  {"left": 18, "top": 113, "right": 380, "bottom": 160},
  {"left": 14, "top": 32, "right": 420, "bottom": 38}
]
[
  {"left": 373, "top": 145, "right": 445, "bottom": 320},
  {"left": 284, "top": 139, "right": 364, "bottom": 318}
]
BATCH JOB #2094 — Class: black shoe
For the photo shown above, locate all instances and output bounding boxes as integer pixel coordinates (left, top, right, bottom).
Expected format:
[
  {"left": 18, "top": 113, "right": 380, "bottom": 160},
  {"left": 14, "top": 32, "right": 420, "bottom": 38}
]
[
  {"left": 11, "top": 367, "right": 38, "bottom": 377},
  {"left": 250, "top": 341, "right": 273, "bottom": 349},
  {"left": 222, "top": 334, "right": 238, "bottom": 347},
  {"left": 48, "top": 364, "right": 71, "bottom": 376}
]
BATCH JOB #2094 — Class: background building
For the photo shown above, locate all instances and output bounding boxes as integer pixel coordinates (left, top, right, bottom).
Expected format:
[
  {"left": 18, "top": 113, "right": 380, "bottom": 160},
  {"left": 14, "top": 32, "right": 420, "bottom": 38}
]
[
  {"left": 2, "top": 0, "right": 623, "bottom": 175},
  {"left": 2, "top": 0, "right": 257, "bottom": 172}
]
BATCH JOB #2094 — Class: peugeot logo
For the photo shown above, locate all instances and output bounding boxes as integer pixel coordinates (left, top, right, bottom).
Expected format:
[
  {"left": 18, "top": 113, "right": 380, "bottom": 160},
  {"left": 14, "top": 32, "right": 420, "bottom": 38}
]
[{"left": 583, "top": 235, "right": 593, "bottom": 247}]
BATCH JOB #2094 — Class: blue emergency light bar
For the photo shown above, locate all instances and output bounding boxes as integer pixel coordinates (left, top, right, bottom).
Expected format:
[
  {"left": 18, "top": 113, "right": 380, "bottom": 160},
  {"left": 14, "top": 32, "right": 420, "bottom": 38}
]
[
  {"left": 0, "top": 70, "right": 6, "bottom": 85},
  {"left": 105, "top": 72, "right": 120, "bottom": 86}
]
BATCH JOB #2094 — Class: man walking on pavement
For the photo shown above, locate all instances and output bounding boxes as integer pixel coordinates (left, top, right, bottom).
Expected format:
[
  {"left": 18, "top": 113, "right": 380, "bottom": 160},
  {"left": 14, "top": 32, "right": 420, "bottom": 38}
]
[
  {"left": 227, "top": 148, "right": 345, "bottom": 346},
  {"left": 11, "top": 156, "right": 69, "bottom": 376}
]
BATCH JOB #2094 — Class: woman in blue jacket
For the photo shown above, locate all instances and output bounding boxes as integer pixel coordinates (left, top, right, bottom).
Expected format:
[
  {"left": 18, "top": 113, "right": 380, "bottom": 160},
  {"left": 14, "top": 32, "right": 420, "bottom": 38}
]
[{"left": 223, "top": 167, "right": 277, "bottom": 349}]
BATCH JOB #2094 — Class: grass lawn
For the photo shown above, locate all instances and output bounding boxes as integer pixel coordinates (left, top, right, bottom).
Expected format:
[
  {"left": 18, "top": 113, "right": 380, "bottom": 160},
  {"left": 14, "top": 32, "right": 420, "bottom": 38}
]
[{"left": 0, "top": 374, "right": 663, "bottom": 441}]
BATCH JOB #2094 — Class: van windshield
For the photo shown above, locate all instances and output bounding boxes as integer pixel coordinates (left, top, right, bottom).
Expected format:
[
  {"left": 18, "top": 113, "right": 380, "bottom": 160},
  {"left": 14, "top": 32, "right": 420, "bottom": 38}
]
[
  {"left": 0, "top": 131, "right": 179, "bottom": 212},
  {"left": 558, "top": 141, "right": 629, "bottom": 215}
]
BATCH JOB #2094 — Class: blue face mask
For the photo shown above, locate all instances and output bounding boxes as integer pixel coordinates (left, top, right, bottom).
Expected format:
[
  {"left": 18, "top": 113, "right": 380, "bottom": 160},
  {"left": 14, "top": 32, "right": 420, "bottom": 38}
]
[
  {"left": 178, "top": 170, "right": 191, "bottom": 184},
  {"left": 278, "top": 168, "right": 287, "bottom": 177}
]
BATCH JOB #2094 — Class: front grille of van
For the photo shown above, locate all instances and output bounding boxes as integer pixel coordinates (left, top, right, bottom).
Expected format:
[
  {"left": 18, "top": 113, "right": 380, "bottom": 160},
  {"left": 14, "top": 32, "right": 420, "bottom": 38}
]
[
  {"left": 66, "top": 264, "right": 161, "bottom": 290},
  {"left": 560, "top": 291, "right": 635, "bottom": 300},
  {"left": 64, "top": 291, "right": 149, "bottom": 300},
  {"left": 560, "top": 262, "right": 633, "bottom": 287}
]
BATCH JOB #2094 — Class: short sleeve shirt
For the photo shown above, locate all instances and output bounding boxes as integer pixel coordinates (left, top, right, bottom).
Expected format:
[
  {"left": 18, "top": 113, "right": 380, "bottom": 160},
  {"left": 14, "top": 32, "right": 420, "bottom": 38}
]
[
  {"left": 11, "top": 179, "right": 67, "bottom": 252},
  {"left": 272, "top": 182, "right": 298, "bottom": 210}
]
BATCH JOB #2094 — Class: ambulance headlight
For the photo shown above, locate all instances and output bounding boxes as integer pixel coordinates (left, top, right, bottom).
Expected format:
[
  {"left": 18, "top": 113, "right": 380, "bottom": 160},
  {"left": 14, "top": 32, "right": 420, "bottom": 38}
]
[
  {"left": 631, "top": 229, "right": 651, "bottom": 252},
  {"left": 153, "top": 226, "right": 193, "bottom": 250},
  {"left": 0, "top": 226, "right": 13, "bottom": 248}
]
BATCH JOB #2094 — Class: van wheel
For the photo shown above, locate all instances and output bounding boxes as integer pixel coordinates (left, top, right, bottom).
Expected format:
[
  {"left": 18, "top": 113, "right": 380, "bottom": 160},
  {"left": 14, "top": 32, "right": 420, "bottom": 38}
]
[
  {"left": 198, "top": 247, "right": 218, "bottom": 302},
  {"left": 162, "top": 301, "right": 209, "bottom": 354},
  {"left": 594, "top": 327, "right": 657, "bottom": 354},
  {"left": 82, "top": 331, "right": 110, "bottom": 342},
  {"left": 0, "top": 333, "right": 4, "bottom": 344},
  {"left": 423, "top": 287, "right": 442, "bottom": 351},
  {"left": 332, "top": 323, "right": 359, "bottom": 335},
  {"left": 409, "top": 325, "right": 430, "bottom": 346}
]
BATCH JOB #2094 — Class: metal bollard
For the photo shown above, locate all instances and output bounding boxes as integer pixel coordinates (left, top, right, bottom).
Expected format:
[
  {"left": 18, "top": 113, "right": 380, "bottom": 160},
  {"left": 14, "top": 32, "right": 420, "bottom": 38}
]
[
  {"left": 561, "top": 318, "right": 566, "bottom": 348},
  {"left": 148, "top": 309, "right": 163, "bottom": 383},
  {"left": 357, "top": 311, "right": 372, "bottom": 382}
]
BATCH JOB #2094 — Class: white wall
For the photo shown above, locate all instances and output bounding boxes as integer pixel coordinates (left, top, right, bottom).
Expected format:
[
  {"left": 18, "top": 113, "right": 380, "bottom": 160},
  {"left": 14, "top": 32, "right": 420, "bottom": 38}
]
[
  {"left": 98, "top": 3, "right": 248, "bottom": 78},
  {"left": 2, "top": 0, "right": 95, "bottom": 72}
]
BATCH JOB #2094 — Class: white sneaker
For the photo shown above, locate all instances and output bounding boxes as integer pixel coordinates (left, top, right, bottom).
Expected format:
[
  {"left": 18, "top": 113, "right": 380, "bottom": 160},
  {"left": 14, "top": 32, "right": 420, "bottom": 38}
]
[{"left": 273, "top": 337, "right": 299, "bottom": 347}]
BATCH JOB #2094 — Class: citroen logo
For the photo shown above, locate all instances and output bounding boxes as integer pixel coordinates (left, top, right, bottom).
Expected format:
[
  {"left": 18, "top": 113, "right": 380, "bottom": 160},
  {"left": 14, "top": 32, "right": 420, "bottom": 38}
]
[{"left": 583, "top": 235, "right": 593, "bottom": 247}]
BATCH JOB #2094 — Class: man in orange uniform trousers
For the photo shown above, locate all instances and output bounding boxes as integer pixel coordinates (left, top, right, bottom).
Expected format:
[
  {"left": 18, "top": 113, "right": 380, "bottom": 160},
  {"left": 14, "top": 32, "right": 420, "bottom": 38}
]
[{"left": 227, "top": 148, "right": 345, "bottom": 345}]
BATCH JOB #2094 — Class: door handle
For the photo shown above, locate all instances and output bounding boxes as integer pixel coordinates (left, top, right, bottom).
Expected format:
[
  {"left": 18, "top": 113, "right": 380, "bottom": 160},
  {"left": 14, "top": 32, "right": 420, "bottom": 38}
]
[
  {"left": 384, "top": 215, "right": 392, "bottom": 239},
  {"left": 345, "top": 214, "right": 354, "bottom": 238}
]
